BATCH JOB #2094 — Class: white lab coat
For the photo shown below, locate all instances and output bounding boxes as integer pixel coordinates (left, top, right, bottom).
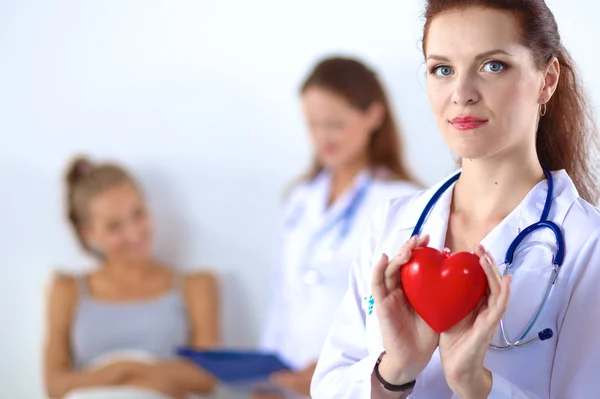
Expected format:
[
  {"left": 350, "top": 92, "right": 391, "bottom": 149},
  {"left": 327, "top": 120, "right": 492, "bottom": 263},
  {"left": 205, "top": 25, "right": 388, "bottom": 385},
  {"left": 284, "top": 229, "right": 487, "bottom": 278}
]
[
  {"left": 260, "top": 168, "right": 420, "bottom": 372},
  {"left": 311, "top": 169, "right": 600, "bottom": 398}
]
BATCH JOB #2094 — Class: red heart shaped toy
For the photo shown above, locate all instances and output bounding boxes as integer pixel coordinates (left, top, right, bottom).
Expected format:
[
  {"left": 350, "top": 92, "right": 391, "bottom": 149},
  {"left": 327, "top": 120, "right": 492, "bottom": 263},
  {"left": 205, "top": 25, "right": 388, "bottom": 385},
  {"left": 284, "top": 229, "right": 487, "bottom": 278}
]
[{"left": 400, "top": 246, "right": 488, "bottom": 333}]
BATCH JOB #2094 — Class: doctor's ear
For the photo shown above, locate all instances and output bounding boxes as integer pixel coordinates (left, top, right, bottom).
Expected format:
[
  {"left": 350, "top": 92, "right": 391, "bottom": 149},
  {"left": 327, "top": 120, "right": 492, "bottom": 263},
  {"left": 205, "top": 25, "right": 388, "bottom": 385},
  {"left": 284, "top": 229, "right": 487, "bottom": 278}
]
[
  {"left": 365, "top": 101, "right": 385, "bottom": 132},
  {"left": 539, "top": 57, "right": 560, "bottom": 105}
]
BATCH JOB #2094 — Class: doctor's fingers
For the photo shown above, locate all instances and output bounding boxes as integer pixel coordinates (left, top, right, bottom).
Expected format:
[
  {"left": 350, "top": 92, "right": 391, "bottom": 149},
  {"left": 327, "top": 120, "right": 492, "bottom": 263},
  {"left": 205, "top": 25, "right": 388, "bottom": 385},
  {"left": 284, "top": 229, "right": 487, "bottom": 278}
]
[
  {"left": 476, "top": 245, "right": 511, "bottom": 324},
  {"left": 387, "top": 234, "right": 429, "bottom": 269},
  {"left": 395, "top": 234, "right": 430, "bottom": 257},
  {"left": 383, "top": 235, "right": 431, "bottom": 293},
  {"left": 372, "top": 253, "right": 391, "bottom": 300},
  {"left": 373, "top": 235, "right": 430, "bottom": 300},
  {"left": 476, "top": 245, "right": 502, "bottom": 301},
  {"left": 383, "top": 252, "right": 412, "bottom": 293},
  {"left": 487, "top": 275, "right": 512, "bottom": 324}
]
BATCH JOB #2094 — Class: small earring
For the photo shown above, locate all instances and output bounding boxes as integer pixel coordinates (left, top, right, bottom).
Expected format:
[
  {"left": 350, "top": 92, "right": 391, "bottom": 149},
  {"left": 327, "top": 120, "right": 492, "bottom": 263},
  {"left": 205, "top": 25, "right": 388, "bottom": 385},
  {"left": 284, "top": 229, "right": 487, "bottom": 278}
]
[{"left": 540, "top": 103, "right": 547, "bottom": 117}]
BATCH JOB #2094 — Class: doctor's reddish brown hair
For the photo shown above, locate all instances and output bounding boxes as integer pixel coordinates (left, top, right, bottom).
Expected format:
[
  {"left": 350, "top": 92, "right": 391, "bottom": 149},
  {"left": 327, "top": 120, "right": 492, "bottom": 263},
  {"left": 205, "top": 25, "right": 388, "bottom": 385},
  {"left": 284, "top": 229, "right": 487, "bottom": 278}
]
[
  {"left": 65, "top": 156, "right": 139, "bottom": 255},
  {"left": 422, "top": 0, "right": 600, "bottom": 204},
  {"left": 299, "top": 56, "right": 419, "bottom": 185}
]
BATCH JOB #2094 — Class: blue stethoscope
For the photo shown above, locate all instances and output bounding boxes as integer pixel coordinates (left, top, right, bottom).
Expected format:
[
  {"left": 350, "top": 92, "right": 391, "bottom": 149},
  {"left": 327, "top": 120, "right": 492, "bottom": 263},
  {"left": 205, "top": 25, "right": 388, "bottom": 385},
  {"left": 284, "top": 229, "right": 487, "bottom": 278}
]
[
  {"left": 300, "top": 175, "right": 372, "bottom": 285},
  {"left": 412, "top": 168, "right": 565, "bottom": 349}
]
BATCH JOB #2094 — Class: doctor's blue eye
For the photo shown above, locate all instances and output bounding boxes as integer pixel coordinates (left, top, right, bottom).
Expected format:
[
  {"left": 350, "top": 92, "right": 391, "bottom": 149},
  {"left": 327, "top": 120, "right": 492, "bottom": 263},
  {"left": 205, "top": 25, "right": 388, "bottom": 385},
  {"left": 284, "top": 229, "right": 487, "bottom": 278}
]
[
  {"left": 433, "top": 65, "right": 453, "bottom": 77},
  {"left": 483, "top": 61, "right": 507, "bottom": 73}
]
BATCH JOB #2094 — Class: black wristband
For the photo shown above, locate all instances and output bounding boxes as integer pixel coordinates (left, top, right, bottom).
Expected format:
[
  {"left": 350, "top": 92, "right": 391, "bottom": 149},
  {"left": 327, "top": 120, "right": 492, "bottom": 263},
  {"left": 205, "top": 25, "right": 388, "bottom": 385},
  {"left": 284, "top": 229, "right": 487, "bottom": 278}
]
[{"left": 374, "top": 354, "right": 416, "bottom": 392}]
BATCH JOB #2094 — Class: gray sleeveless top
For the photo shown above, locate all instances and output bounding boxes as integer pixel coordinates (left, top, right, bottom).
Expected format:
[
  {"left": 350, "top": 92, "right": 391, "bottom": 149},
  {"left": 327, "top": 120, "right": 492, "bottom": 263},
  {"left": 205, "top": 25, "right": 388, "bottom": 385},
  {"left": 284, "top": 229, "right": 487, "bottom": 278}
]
[{"left": 70, "top": 274, "right": 190, "bottom": 369}]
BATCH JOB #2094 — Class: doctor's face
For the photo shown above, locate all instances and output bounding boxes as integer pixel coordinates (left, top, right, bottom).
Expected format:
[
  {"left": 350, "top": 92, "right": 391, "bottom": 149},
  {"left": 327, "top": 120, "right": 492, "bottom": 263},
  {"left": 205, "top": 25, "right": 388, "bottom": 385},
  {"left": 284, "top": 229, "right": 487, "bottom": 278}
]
[
  {"left": 301, "top": 86, "right": 381, "bottom": 170},
  {"left": 424, "top": 7, "right": 551, "bottom": 160}
]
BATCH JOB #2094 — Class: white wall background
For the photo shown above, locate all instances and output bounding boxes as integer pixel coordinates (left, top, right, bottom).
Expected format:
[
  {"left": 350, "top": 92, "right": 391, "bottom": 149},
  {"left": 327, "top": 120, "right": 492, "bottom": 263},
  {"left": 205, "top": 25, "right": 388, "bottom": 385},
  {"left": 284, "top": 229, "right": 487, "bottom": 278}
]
[{"left": 1, "top": 0, "right": 598, "bottom": 397}]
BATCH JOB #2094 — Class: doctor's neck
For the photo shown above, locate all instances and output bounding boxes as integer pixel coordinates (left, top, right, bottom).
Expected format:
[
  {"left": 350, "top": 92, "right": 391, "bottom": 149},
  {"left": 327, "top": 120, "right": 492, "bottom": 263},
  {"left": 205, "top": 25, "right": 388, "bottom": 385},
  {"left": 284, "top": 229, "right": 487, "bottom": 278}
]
[{"left": 452, "top": 149, "right": 545, "bottom": 222}]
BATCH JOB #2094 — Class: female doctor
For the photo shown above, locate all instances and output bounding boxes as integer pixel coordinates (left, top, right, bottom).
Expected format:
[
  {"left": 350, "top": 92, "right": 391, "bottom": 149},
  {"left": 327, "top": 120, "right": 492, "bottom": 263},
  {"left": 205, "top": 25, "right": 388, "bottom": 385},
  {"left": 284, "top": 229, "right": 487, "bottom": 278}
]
[
  {"left": 311, "top": 1, "right": 600, "bottom": 398},
  {"left": 257, "top": 56, "right": 421, "bottom": 398}
]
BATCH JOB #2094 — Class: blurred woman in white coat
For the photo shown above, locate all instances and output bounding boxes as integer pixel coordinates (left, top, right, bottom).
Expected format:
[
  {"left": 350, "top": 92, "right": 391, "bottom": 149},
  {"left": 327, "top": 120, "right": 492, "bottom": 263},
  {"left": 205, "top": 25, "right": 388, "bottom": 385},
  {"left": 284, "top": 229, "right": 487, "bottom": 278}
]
[
  {"left": 311, "top": 1, "right": 600, "bottom": 398},
  {"left": 256, "top": 56, "right": 422, "bottom": 398}
]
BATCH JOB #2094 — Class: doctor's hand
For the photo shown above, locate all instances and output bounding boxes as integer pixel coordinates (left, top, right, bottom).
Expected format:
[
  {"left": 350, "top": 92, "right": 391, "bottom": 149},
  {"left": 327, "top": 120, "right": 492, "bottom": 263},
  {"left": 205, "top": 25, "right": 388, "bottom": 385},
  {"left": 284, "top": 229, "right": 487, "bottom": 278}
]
[
  {"left": 438, "top": 244, "right": 511, "bottom": 399},
  {"left": 372, "top": 234, "right": 439, "bottom": 386}
]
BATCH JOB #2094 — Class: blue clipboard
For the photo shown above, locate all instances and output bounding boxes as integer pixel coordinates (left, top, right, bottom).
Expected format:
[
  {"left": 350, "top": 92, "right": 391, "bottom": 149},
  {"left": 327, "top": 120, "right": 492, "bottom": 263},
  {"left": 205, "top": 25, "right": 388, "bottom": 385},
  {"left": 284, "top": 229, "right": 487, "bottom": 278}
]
[{"left": 176, "top": 348, "right": 292, "bottom": 387}]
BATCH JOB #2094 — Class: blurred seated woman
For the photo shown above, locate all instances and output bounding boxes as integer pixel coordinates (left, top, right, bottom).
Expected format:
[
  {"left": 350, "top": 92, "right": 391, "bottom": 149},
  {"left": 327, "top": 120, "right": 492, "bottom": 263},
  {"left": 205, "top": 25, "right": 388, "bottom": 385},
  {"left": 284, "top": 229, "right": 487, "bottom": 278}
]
[{"left": 43, "top": 156, "right": 219, "bottom": 399}]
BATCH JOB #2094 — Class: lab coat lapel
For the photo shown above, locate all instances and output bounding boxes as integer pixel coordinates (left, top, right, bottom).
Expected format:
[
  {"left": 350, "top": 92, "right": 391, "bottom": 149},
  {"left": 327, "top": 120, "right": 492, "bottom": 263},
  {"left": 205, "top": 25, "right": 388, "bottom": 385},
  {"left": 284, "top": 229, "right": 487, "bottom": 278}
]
[
  {"left": 391, "top": 169, "right": 548, "bottom": 265},
  {"left": 478, "top": 170, "right": 576, "bottom": 268},
  {"left": 461, "top": 180, "right": 538, "bottom": 268},
  {"left": 515, "top": 170, "right": 578, "bottom": 232},
  {"left": 420, "top": 182, "right": 454, "bottom": 251},
  {"left": 477, "top": 170, "right": 577, "bottom": 350},
  {"left": 387, "top": 169, "right": 577, "bottom": 262},
  {"left": 396, "top": 170, "right": 458, "bottom": 251}
]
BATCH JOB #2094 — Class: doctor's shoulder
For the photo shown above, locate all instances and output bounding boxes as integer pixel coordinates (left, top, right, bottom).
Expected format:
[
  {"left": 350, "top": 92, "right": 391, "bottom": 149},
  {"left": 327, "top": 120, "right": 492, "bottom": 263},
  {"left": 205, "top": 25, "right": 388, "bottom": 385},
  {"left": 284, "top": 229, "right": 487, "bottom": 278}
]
[
  {"left": 371, "top": 177, "right": 423, "bottom": 201},
  {"left": 360, "top": 188, "right": 431, "bottom": 255},
  {"left": 371, "top": 167, "right": 424, "bottom": 193},
  {"left": 351, "top": 191, "right": 429, "bottom": 296},
  {"left": 561, "top": 197, "right": 600, "bottom": 254}
]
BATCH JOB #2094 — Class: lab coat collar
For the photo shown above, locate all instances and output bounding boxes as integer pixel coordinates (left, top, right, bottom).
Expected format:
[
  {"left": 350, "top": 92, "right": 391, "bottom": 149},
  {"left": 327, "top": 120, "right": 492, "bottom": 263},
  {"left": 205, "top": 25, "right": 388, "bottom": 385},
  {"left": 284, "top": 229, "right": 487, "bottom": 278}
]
[
  {"left": 392, "top": 169, "right": 579, "bottom": 263},
  {"left": 514, "top": 169, "right": 579, "bottom": 231},
  {"left": 392, "top": 169, "right": 460, "bottom": 251},
  {"left": 480, "top": 169, "right": 579, "bottom": 265}
]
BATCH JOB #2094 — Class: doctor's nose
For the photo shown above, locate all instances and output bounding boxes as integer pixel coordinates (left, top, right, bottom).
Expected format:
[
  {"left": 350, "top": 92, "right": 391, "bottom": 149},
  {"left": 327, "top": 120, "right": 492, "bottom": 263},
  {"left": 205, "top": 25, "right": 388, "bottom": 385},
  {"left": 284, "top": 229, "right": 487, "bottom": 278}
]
[{"left": 452, "top": 76, "right": 480, "bottom": 105}]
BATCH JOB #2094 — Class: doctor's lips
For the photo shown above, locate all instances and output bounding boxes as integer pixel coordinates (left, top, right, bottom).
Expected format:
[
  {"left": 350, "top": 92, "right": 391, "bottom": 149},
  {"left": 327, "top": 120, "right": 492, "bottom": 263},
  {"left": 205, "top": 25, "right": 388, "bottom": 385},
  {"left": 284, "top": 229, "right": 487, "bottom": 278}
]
[{"left": 449, "top": 115, "right": 489, "bottom": 130}]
